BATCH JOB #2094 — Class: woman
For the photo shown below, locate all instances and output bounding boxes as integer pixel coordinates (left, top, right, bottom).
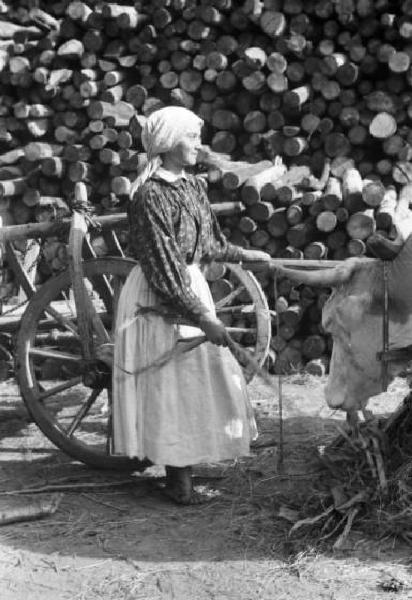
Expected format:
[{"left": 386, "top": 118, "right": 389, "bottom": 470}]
[{"left": 113, "top": 106, "right": 272, "bottom": 504}]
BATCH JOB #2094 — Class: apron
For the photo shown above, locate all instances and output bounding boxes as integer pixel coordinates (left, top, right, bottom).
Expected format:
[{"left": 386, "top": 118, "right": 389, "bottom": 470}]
[{"left": 112, "top": 263, "right": 257, "bottom": 466}]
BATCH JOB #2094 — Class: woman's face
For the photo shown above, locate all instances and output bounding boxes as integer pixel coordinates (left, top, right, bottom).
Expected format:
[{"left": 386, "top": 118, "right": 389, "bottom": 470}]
[{"left": 167, "top": 127, "right": 202, "bottom": 168}]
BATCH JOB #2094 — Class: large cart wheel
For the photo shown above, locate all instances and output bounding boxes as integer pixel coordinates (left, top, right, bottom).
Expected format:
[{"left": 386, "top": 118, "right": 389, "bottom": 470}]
[
  {"left": 209, "top": 263, "right": 271, "bottom": 381},
  {"left": 16, "top": 258, "right": 270, "bottom": 470}
]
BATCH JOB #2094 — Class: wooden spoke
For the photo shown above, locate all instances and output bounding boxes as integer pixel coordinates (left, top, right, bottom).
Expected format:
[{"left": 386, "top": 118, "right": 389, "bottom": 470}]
[
  {"left": 69, "top": 210, "right": 95, "bottom": 359},
  {"left": 60, "top": 291, "right": 77, "bottom": 318},
  {"left": 226, "top": 327, "right": 257, "bottom": 334},
  {"left": 216, "top": 303, "right": 255, "bottom": 314},
  {"left": 102, "top": 230, "right": 124, "bottom": 258},
  {"left": 83, "top": 236, "right": 115, "bottom": 311},
  {"left": 66, "top": 388, "right": 103, "bottom": 438},
  {"left": 89, "top": 272, "right": 114, "bottom": 313},
  {"left": 111, "top": 275, "right": 124, "bottom": 335},
  {"left": 38, "top": 376, "right": 83, "bottom": 401},
  {"left": 215, "top": 285, "right": 247, "bottom": 309},
  {"left": 106, "top": 389, "right": 113, "bottom": 455},
  {"left": 43, "top": 305, "right": 79, "bottom": 337},
  {"left": 29, "top": 348, "right": 82, "bottom": 362},
  {"left": 68, "top": 211, "right": 112, "bottom": 350},
  {"left": 34, "top": 330, "right": 79, "bottom": 344},
  {"left": 61, "top": 283, "right": 111, "bottom": 345},
  {"left": 89, "top": 305, "right": 111, "bottom": 345}
]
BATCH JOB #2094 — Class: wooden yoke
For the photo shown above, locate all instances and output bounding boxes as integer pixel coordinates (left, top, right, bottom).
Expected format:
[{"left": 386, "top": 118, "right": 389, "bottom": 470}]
[
  {"left": 68, "top": 183, "right": 110, "bottom": 361},
  {"left": 242, "top": 257, "right": 376, "bottom": 272}
]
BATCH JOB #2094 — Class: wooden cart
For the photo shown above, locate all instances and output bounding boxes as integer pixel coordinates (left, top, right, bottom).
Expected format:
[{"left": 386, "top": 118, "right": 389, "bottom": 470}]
[{"left": 0, "top": 183, "right": 272, "bottom": 471}]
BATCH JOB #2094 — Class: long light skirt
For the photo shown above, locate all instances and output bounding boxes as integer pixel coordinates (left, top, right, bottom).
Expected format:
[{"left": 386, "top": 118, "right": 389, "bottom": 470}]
[{"left": 112, "top": 263, "right": 257, "bottom": 467}]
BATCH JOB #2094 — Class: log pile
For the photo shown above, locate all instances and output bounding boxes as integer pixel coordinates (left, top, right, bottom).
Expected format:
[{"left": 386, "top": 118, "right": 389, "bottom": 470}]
[{"left": 0, "top": 0, "right": 411, "bottom": 373}]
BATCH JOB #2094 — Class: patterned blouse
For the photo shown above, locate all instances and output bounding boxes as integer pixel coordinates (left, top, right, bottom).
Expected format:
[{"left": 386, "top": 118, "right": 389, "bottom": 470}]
[{"left": 127, "top": 172, "right": 244, "bottom": 324}]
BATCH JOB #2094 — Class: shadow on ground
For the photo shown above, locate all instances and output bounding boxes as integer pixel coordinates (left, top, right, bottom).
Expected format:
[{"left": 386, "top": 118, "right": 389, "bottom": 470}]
[{"left": 0, "top": 376, "right": 411, "bottom": 600}]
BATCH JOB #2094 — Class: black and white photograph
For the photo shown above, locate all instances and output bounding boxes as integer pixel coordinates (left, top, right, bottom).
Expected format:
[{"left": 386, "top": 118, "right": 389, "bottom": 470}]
[{"left": 0, "top": 1, "right": 412, "bottom": 598}]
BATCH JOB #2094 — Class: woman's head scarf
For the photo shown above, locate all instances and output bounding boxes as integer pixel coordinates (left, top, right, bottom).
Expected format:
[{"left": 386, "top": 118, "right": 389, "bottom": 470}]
[{"left": 130, "top": 106, "right": 203, "bottom": 198}]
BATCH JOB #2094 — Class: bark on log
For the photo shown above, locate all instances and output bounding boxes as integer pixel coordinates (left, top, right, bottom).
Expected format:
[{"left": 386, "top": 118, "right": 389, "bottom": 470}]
[
  {"left": 342, "top": 168, "right": 365, "bottom": 213},
  {"left": 346, "top": 209, "right": 376, "bottom": 240},
  {"left": 375, "top": 186, "right": 397, "bottom": 230}
]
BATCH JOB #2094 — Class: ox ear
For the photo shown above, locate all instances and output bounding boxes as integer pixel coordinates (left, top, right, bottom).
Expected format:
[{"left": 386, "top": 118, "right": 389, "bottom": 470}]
[{"left": 277, "top": 263, "right": 356, "bottom": 287}]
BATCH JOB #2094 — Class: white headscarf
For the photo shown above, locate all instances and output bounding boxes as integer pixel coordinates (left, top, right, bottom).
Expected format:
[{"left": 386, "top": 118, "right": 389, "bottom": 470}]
[{"left": 130, "top": 106, "right": 203, "bottom": 198}]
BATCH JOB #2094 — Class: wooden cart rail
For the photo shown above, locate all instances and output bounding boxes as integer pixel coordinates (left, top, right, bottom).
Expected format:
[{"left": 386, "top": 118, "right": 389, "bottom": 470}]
[
  {"left": 0, "top": 201, "right": 245, "bottom": 243},
  {"left": 0, "top": 204, "right": 378, "bottom": 270},
  {"left": 0, "top": 212, "right": 375, "bottom": 270}
]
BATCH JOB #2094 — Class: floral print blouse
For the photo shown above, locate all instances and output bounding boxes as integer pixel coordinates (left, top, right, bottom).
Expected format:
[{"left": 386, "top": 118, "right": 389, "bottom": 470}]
[{"left": 127, "top": 173, "right": 244, "bottom": 324}]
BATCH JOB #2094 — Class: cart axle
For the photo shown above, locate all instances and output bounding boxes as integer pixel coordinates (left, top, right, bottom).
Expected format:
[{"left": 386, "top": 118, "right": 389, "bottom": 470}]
[{"left": 82, "top": 360, "right": 111, "bottom": 389}]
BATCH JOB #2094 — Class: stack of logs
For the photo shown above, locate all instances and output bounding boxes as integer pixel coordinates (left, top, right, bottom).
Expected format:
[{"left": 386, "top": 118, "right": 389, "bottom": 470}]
[{"left": 0, "top": 0, "right": 412, "bottom": 374}]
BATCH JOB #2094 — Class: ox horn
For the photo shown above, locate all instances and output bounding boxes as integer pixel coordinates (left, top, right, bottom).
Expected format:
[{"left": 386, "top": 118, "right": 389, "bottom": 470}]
[{"left": 276, "top": 263, "right": 356, "bottom": 287}]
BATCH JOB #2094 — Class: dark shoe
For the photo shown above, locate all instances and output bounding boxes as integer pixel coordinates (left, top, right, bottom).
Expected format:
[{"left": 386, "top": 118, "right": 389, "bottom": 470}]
[{"left": 367, "top": 232, "right": 404, "bottom": 260}]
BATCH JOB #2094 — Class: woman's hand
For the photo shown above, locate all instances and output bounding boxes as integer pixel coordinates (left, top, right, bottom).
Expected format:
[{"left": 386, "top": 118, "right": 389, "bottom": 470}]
[{"left": 199, "top": 313, "right": 229, "bottom": 346}]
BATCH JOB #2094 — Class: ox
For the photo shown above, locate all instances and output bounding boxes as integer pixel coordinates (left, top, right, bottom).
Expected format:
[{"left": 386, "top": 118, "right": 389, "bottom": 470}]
[{"left": 277, "top": 236, "right": 412, "bottom": 417}]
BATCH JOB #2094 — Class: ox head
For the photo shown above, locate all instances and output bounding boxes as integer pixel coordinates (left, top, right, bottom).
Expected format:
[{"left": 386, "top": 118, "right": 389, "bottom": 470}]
[{"left": 278, "top": 257, "right": 407, "bottom": 413}]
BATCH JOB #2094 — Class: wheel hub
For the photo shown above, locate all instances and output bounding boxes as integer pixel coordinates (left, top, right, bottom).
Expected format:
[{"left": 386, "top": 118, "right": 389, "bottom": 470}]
[{"left": 82, "top": 360, "right": 111, "bottom": 388}]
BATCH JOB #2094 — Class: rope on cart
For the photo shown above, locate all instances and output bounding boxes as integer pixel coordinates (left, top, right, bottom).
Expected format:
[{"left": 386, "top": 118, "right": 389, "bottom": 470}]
[
  {"left": 381, "top": 261, "right": 389, "bottom": 391},
  {"left": 273, "top": 271, "right": 284, "bottom": 473},
  {"left": 0, "top": 200, "right": 100, "bottom": 319},
  {"left": 0, "top": 238, "right": 43, "bottom": 316}
]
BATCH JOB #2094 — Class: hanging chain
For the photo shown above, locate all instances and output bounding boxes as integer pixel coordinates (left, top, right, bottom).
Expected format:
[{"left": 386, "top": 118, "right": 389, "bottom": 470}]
[
  {"left": 381, "top": 261, "right": 389, "bottom": 391},
  {"left": 273, "top": 270, "right": 284, "bottom": 473}
]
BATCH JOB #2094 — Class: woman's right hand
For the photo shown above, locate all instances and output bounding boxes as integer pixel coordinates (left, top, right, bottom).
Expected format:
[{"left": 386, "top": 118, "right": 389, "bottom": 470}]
[{"left": 199, "top": 314, "right": 229, "bottom": 346}]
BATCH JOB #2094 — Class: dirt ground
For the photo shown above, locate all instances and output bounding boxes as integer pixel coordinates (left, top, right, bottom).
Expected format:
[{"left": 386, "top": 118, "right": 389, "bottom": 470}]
[{"left": 0, "top": 374, "right": 412, "bottom": 600}]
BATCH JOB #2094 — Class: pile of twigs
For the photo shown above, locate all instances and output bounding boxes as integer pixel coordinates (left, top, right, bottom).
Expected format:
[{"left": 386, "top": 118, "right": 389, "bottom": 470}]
[{"left": 288, "top": 393, "right": 412, "bottom": 549}]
